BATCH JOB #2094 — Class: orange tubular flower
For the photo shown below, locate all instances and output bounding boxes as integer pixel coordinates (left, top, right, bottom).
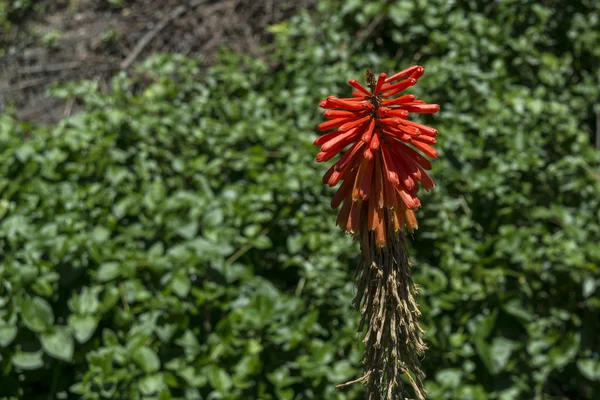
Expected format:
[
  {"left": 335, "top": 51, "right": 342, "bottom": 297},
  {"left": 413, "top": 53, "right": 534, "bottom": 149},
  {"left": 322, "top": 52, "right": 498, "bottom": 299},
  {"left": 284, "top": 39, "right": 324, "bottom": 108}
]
[{"left": 315, "top": 66, "right": 440, "bottom": 248}]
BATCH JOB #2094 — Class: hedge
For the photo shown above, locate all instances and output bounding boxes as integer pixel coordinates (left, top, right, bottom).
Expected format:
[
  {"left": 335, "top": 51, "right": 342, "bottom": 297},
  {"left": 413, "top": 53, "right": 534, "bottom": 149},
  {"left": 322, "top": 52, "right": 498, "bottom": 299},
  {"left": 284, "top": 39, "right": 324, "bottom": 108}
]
[{"left": 1, "top": 0, "right": 600, "bottom": 399}]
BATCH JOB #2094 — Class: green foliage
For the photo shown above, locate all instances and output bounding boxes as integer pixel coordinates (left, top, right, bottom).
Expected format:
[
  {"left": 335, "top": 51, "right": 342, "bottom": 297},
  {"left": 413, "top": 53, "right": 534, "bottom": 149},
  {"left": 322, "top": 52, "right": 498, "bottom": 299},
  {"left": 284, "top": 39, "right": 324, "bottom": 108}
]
[{"left": 1, "top": 0, "right": 600, "bottom": 399}]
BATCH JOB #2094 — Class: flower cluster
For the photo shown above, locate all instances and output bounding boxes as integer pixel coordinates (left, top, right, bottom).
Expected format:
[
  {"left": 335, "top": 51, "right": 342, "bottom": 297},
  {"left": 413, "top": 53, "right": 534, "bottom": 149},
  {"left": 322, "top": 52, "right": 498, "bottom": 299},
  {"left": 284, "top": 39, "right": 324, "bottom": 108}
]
[{"left": 315, "top": 66, "right": 440, "bottom": 247}]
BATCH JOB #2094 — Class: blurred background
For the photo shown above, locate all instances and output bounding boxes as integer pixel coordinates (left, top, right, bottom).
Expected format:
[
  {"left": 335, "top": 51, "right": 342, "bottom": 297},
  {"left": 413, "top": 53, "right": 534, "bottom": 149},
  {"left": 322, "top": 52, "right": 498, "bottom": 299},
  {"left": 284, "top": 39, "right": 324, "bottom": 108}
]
[{"left": 1, "top": 0, "right": 599, "bottom": 399}]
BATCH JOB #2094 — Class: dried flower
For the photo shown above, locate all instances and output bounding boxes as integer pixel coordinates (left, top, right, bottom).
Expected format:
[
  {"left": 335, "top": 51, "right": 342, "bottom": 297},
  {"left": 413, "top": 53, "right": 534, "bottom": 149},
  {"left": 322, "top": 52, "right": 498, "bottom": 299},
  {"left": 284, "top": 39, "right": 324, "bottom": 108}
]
[{"left": 315, "top": 66, "right": 439, "bottom": 247}]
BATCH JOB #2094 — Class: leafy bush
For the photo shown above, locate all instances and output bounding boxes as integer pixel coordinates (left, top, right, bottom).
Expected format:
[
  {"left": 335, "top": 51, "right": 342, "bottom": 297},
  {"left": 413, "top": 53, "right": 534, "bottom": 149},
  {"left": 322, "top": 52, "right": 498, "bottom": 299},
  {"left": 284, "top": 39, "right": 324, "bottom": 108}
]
[{"left": 1, "top": 0, "right": 600, "bottom": 399}]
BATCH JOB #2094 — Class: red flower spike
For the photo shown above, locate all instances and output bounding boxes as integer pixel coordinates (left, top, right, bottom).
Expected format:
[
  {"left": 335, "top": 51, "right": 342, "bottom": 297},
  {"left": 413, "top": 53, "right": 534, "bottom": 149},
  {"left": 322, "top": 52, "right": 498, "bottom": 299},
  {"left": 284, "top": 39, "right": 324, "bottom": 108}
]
[{"left": 314, "top": 66, "right": 439, "bottom": 241}]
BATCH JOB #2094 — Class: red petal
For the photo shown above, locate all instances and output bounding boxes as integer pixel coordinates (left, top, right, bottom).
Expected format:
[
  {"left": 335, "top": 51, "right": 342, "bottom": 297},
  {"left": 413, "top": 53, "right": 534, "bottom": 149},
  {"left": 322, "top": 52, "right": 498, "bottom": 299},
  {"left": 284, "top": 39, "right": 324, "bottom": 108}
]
[
  {"left": 338, "top": 115, "right": 372, "bottom": 133},
  {"left": 321, "top": 126, "right": 363, "bottom": 152},
  {"left": 398, "top": 187, "right": 421, "bottom": 209},
  {"left": 385, "top": 65, "right": 421, "bottom": 83},
  {"left": 334, "top": 141, "right": 365, "bottom": 173},
  {"left": 393, "top": 206, "right": 405, "bottom": 232},
  {"left": 348, "top": 200, "right": 361, "bottom": 233},
  {"left": 375, "top": 209, "right": 386, "bottom": 247},
  {"left": 379, "top": 117, "right": 402, "bottom": 128},
  {"left": 405, "top": 208, "right": 418, "bottom": 232},
  {"left": 322, "top": 163, "right": 335, "bottom": 184},
  {"left": 374, "top": 72, "right": 387, "bottom": 95},
  {"left": 381, "top": 78, "right": 416, "bottom": 98},
  {"left": 361, "top": 118, "right": 376, "bottom": 143},
  {"left": 368, "top": 200, "right": 378, "bottom": 231},
  {"left": 405, "top": 145, "right": 433, "bottom": 170},
  {"left": 413, "top": 135, "right": 437, "bottom": 145},
  {"left": 352, "top": 160, "right": 368, "bottom": 201},
  {"left": 316, "top": 150, "right": 338, "bottom": 162},
  {"left": 358, "top": 157, "right": 375, "bottom": 200},
  {"left": 320, "top": 96, "right": 371, "bottom": 110},
  {"left": 418, "top": 165, "right": 435, "bottom": 191},
  {"left": 324, "top": 109, "right": 365, "bottom": 119},
  {"left": 410, "top": 140, "right": 438, "bottom": 158},
  {"left": 370, "top": 132, "right": 381, "bottom": 150},
  {"left": 317, "top": 118, "right": 354, "bottom": 131},
  {"left": 382, "top": 128, "right": 411, "bottom": 142},
  {"left": 383, "top": 109, "right": 410, "bottom": 118},
  {"left": 387, "top": 140, "right": 425, "bottom": 181},
  {"left": 331, "top": 175, "right": 354, "bottom": 208},
  {"left": 336, "top": 199, "right": 352, "bottom": 229},
  {"left": 380, "top": 144, "right": 400, "bottom": 187},
  {"left": 374, "top": 152, "right": 385, "bottom": 209},
  {"left": 391, "top": 147, "right": 419, "bottom": 188},
  {"left": 348, "top": 79, "right": 372, "bottom": 95},
  {"left": 398, "top": 120, "right": 439, "bottom": 136},
  {"left": 410, "top": 66, "right": 425, "bottom": 80},
  {"left": 399, "top": 104, "right": 440, "bottom": 113},
  {"left": 381, "top": 94, "right": 416, "bottom": 107}
]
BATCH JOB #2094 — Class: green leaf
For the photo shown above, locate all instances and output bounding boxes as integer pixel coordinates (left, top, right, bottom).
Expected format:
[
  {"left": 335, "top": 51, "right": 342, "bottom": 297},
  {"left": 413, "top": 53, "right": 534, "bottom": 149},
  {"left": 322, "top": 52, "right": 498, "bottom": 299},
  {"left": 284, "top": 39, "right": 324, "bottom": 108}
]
[
  {"left": 476, "top": 337, "right": 518, "bottom": 375},
  {"left": 489, "top": 337, "right": 518, "bottom": 374},
  {"left": 171, "top": 274, "right": 191, "bottom": 298},
  {"left": 138, "top": 373, "right": 165, "bottom": 395},
  {"left": 96, "top": 262, "right": 121, "bottom": 282},
  {"left": 207, "top": 365, "right": 232, "bottom": 394},
  {"left": 133, "top": 346, "right": 161, "bottom": 374},
  {"left": 436, "top": 368, "right": 463, "bottom": 388},
  {"left": 549, "top": 332, "right": 580, "bottom": 369},
  {"left": 68, "top": 315, "right": 99, "bottom": 343},
  {"left": 21, "top": 296, "right": 54, "bottom": 333},
  {"left": 41, "top": 327, "right": 74, "bottom": 361},
  {"left": 0, "top": 324, "right": 18, "bottom": 347},
  {"left": 203, "top": 209, "right": 224, "bottom": 228},
  {"left": 177, "top": 221, "right": 198, "bottom": 240},
  {"left": 12, "top": 351, "right": 44, "bottom": 370},
  {"left": 577, "top": 359, "right": 600, "bottom": 381}
]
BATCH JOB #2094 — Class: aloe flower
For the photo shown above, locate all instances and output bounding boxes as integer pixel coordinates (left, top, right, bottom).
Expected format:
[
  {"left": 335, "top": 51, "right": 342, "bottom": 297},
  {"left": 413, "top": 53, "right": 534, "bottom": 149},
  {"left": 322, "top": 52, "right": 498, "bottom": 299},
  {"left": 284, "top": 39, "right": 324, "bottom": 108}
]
[
  {"left": 315, "top": 66, "right": 439, "bottom": 247},
  {"left": 315, "top": 66, "right": 440, "bottom": 400}
]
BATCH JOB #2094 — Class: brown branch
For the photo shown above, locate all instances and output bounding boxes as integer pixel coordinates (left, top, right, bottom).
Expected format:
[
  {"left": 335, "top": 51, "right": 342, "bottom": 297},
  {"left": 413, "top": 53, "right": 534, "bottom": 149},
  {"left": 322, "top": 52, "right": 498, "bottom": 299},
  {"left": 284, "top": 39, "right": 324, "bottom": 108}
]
[
  {"left": 225, "top": 228, "right": 269, "bottom": 265},
  {"left": 120, "top": 5, "right": 186, "bottom": 70},
  {"left": 336, "top": 370, "right": 372, "bottom": 389}
]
